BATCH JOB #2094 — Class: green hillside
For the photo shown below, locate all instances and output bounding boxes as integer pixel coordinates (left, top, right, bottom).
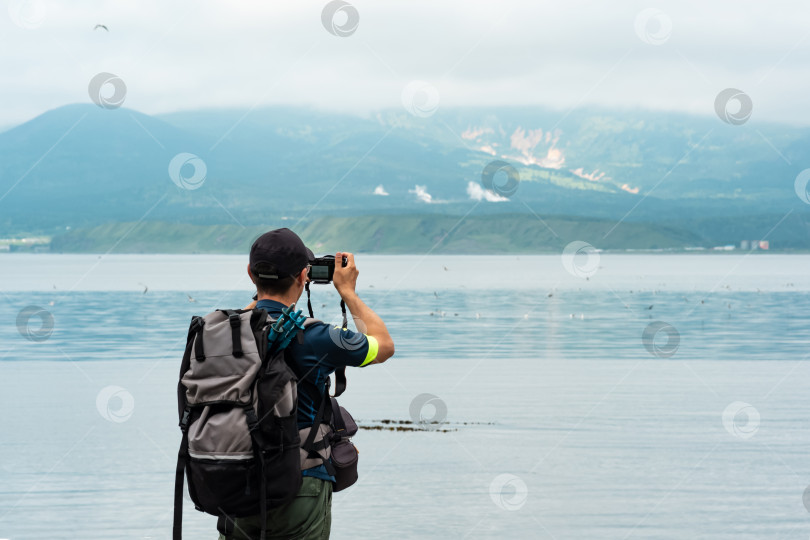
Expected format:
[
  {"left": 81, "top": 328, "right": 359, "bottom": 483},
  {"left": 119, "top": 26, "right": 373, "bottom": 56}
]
[{"left": 48, "top": 215, "right": 709, "bottom": 254}]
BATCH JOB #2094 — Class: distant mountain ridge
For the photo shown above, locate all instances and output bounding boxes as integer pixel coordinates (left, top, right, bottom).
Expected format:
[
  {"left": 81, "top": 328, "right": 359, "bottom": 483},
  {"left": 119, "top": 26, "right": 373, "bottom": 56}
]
[{"left": 0, "top": 103, "right": 807, "bottom": 244}]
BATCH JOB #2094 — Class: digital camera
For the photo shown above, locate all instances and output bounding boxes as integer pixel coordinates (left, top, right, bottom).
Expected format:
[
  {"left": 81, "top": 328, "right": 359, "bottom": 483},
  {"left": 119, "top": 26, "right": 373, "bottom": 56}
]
[{"left": 308, "top": 255, "right": 348, "bottom": 284}]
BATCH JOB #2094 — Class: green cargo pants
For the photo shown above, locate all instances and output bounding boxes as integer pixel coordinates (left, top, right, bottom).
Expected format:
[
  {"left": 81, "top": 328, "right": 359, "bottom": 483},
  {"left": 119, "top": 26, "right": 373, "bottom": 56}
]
[{"left": 218, "top": 477, "right": 333, "bottom": 540}]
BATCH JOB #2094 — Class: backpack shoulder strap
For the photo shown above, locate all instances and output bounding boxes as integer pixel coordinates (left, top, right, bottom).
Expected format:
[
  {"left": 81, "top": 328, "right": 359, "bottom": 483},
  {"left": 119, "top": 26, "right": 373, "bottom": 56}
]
[
  {"left": 296, "top": 317, "right": 321, "bottom": 345},
  {"left": 172, "top": 407, "right": 191, "bottom": 540},
  {"left": 333, "top": 368, "right": 347, "bottom": 398},
  {"left": 301, "top": 380, "right": 335, "bottom": 475}
]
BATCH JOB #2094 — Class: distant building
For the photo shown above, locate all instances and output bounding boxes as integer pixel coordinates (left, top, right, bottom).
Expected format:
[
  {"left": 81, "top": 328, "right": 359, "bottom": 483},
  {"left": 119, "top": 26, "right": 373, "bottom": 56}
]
[
  {"left": 740, "top": 240, "right": 749, "bottom": 250},
  {"left": 758, "top": 240, "right": 770, "bottom": 250}
]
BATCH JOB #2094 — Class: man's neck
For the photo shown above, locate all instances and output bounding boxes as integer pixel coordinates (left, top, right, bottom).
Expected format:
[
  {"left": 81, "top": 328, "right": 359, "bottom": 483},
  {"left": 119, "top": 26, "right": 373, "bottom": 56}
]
[{"left": 256, "top": 293, "right": 298, "bottom": 307}]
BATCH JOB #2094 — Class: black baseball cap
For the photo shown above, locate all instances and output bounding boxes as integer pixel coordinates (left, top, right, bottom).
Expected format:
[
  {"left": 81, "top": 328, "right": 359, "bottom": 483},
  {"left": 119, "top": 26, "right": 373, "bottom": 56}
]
[{"left": 249, "top": 228, "right": 314, "bottom": 279}]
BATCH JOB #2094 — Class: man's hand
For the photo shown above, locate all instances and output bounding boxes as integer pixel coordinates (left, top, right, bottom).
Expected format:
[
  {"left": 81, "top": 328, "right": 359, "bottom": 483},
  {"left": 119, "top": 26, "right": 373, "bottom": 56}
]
[
  {"left": 332, "top": 251, "right": 358, "bottom": 299},
  {"left": 330, "top": 251, "right": 395, "bottom": 364}
]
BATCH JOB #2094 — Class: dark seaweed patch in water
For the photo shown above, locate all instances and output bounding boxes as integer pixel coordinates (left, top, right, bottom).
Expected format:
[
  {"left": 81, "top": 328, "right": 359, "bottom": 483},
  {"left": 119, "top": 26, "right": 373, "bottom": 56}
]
[{"left": 357, "top": 419, "right": 495, "bottom": 433}]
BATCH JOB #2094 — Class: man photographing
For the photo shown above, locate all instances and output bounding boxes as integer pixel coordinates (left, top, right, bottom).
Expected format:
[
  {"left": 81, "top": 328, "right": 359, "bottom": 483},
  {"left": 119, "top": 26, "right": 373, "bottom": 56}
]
[{"left": 218, "top": 227, "right": 395, "bottom": 540}]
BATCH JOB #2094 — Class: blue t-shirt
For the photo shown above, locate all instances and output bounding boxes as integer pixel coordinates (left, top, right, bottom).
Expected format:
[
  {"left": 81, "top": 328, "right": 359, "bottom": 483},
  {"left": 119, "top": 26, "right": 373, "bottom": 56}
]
[{"left": 256, "top": 299, "right": 378, "bottom": 482}]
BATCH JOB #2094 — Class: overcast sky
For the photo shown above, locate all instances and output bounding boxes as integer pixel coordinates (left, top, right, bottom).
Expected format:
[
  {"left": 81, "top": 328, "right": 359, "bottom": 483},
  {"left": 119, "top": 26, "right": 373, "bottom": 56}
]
[{"left": 2, "top": 0, "right": 810, "bottom": 126}]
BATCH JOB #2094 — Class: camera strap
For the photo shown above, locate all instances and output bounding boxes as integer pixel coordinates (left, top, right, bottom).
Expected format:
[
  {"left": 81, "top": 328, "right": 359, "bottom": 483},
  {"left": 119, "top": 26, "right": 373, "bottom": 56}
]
[
  {"left": 305, "top": 282, "right": 314, "bottom": 318},
  {"left": 333, "top": 299, "right": 348, "bottom": 397}
]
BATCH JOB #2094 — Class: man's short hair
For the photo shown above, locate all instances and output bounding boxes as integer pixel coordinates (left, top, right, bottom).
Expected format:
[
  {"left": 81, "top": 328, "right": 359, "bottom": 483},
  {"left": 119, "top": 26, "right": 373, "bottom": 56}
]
[
  {"left": 253, "top": 262, "right": 297, "bottom": 295},
  {"left": 249, "top": 228, "right": 313, "bottom": 296}
]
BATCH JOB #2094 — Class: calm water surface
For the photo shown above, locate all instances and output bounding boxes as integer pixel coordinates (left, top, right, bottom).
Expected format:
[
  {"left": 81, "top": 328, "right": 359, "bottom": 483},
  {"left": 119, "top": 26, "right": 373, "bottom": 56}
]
[{"left": 1, "top": 254, "right": 808, "bottom": 539}]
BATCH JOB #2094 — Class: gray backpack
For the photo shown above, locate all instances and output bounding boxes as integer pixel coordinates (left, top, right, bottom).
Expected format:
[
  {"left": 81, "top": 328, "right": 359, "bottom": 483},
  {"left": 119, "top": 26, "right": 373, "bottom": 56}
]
[{"left": 172, "top": 308, "right": 320, "bottom": 540}]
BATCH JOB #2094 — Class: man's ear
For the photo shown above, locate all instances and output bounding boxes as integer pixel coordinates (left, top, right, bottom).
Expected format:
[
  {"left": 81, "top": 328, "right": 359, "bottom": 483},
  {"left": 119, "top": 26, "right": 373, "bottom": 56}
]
[{"left": 247, "top": 263, "right": 256, "bottom": 284}]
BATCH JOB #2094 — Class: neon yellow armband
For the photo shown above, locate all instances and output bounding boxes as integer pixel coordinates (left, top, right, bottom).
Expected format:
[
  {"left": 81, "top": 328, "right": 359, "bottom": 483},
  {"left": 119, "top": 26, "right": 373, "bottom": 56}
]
[{"left": 360, "top": 335, "right": 378, "bottom": 366}]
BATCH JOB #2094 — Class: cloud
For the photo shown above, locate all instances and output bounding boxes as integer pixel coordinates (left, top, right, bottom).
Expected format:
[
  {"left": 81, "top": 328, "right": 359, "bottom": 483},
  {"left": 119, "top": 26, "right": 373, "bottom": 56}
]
[
  {"left": 2, "top": 1, "right": 810, "bottom": 125},
  {"left": 373, "top": 184, "right": 389, "bottom": 196},
  {"left": 408, "top": 184, "right": 433, "bottom": 203},
  {"left": 478, "top": 145, "right": 497, "bottom": 156},
  {"left": 461, "top": 126, "right": 493, "bottom": 140},
  {"left": 621, "top": 184, "right": 640, "bottom": 194},
  {"left": 466, "top": 181, "right": 508, "bottom": 202}
]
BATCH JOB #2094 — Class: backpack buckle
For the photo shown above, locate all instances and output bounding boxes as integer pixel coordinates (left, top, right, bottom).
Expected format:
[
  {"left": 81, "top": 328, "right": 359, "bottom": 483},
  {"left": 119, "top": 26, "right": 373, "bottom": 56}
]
[
  {"left": 229, "top": 313, "right": 241, "bottom": 327},
  {"left": 179, "top": 408, "right": 191, "bottom": 432},
  {"left": 228, "top": 313, "right": 244, "bottom": 357},
  {"left": 244, "top": 407, "right": 259, "bottom": 432},
  {"left": 190, "top": 316, "right": 204, "bottom": 330}
]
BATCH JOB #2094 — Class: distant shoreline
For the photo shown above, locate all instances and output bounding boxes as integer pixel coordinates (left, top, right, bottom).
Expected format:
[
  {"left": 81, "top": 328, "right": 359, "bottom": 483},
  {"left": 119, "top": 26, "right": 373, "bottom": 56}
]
[{"left": 8, "top": 214, "right": 804, "bottom": 254}]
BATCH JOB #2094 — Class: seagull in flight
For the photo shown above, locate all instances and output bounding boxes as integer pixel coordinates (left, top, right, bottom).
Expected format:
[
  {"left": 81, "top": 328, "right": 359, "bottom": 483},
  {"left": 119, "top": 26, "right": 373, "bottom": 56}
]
[
  {"left": 186, "top": 294, "right": 196, "bottom": 303},
  {"left": 94, "top": 24, "right": 109, "bottom": 31}
]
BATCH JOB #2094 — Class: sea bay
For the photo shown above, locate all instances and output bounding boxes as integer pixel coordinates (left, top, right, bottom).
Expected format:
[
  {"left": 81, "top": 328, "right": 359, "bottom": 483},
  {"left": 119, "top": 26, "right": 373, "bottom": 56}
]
[{"left": 1, "top": 254, "right": 808, "bottom": 539}]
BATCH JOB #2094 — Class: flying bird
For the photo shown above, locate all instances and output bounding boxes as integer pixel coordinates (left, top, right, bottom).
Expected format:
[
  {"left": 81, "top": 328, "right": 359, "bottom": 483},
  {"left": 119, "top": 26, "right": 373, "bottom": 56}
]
[
  {"left": 186, "top": 294, "right": 196, "bottom": 303},
  {"left": 139, "top": 282, "right": 148, "bottom": 294},
  {"left": 94, "top": 24, "right": 108, "bottom": 31}
]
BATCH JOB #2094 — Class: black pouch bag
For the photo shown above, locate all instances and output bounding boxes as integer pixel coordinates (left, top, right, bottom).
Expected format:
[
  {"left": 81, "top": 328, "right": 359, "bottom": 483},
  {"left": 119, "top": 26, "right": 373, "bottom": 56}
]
[{"left": 330, "top": 397, "right": 359, "bottom": 492}]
